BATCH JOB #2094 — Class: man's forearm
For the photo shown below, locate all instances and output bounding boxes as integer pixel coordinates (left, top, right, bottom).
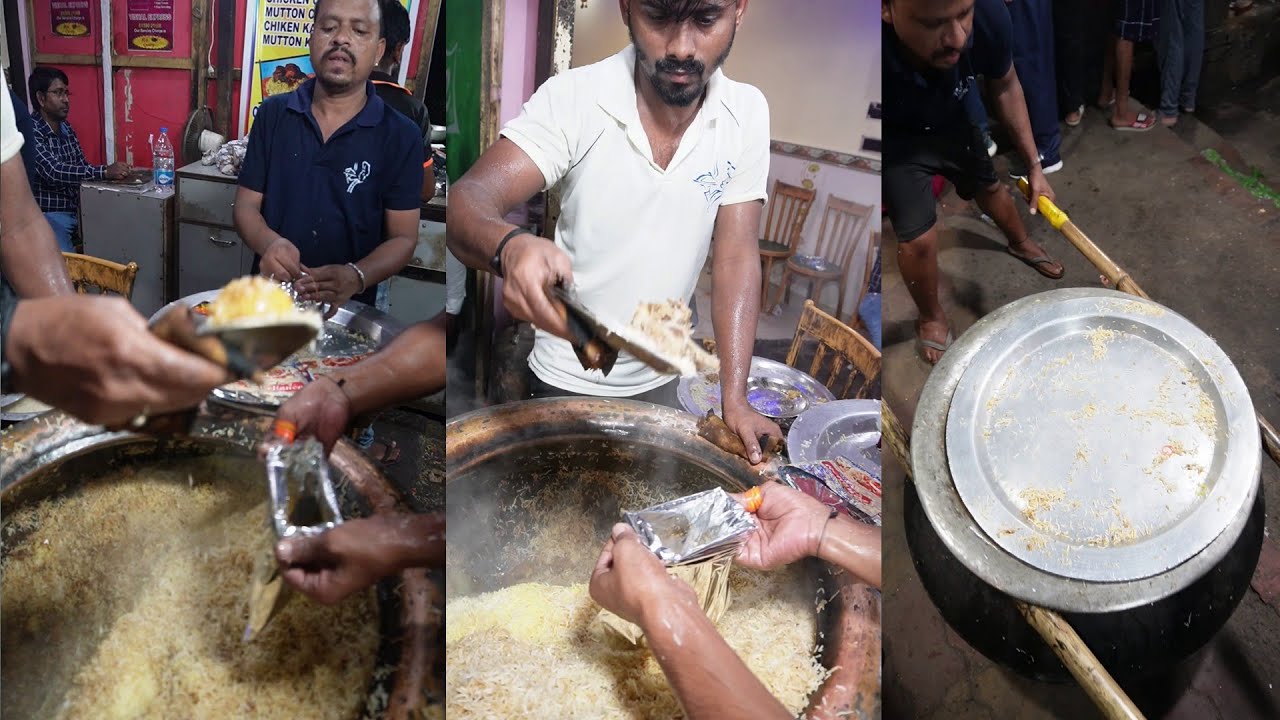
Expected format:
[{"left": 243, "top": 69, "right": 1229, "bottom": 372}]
[
  {"left": 641, "top": 598, "right": 791, "bottom": 720},
  {"left": 233, "top": 203, "right": 284, "bottom": 256},
  {"left": 817, "top": 515, "right": 882, "bottom": 589},
  {"left": 0, "top": 157, "right": 74, "bottom": 297},
  {"left": 355, "top": 236, "right": 416, "bottom": 287},
  {"left": 400, "top": 512, "right": 445, "bottom": 569},
  {"left": 445, "top": 176, "right": 521, "bottom": 270},
  {"left": 710, "top": 250, "right": 761, "bottom": 409},
  {"left": 990, "top": 70, "right": 1040, "bottom": 169},
  {"left": 332, "top": 317, "right": 446, "bottom": 417}
]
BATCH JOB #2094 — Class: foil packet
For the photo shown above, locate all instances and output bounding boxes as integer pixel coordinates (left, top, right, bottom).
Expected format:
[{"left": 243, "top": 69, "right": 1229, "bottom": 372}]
[
  {"left": 246, "top": 432, "right": 345, "bottom": 642},
  {"left": 624, "top": 487, "right": 757, "bottom": 566},
  {"left": 263, "top": 436, "right": 344, "bottom": 539}
]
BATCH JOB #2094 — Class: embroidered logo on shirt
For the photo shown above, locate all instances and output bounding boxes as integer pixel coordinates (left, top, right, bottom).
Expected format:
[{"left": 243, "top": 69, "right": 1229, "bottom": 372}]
[
  {"left": 344, "top": 161, "right": 371, "bottom": 193},
  {"left": 693, "top": 160, "right": 737, "bottom": 207}
]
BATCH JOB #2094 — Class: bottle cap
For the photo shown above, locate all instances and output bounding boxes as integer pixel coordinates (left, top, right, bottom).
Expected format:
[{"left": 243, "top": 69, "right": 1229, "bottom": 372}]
[{"left": 160, "top": 127, "right": 168, "bottom": 133}]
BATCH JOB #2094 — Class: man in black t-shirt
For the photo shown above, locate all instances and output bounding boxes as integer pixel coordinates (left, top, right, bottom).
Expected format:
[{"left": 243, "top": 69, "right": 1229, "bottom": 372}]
[
  {"left": 371, "top": 0, "right": 431, "bottom": 155},
  {"left": 883, "top": 0, "right": 1064, "bottom": 365}
]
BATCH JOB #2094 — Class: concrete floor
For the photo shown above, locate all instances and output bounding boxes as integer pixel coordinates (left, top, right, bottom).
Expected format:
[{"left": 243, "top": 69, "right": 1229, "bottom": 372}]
[{"left": 882, "top": 90, "right": 1280, "bottom": 718}]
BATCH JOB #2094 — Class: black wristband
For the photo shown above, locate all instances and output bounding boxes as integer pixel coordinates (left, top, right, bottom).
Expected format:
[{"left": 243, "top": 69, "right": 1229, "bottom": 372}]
[{"left": 490, "top": 227, "right": 533, "bottom": 278}]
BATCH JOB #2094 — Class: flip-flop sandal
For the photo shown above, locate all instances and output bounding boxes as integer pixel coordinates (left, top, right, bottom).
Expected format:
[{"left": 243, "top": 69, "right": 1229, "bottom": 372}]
[
  {"left": 368, "top": 440, "right": 402, "bottom": 467},
  {"left": 1110, "top": 112, "right": 1156, "bottom": 132},
  {"left": 1065, "top": 104, "right": 1085, "bottom": 127},
  {"left": 917, "top": 329, "right": 954, "bottom": 366},
  {"left": 1006, "top": 247, "right": 1065, "bottom": 279}
]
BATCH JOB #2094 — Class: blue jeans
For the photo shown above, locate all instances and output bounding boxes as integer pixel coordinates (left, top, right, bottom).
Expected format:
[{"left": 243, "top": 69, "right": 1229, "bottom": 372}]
[
  {"left": 858, "top": 292, "right": 882, "bottom": 350},
  {"left": 44, "top": 212, "right": 77, "bottom": 252},
  {"left": 1006, "top": 0, "right": 1062, "bottom": 163},
  {"left": 1158, "top": 0, "right": 1204, "bottom": 117}
]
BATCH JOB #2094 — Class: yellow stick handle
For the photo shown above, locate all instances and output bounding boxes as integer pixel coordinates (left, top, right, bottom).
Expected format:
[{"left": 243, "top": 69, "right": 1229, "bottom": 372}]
[{"left": 1016, "top": 177, "right": 1070, "bottom": 230}]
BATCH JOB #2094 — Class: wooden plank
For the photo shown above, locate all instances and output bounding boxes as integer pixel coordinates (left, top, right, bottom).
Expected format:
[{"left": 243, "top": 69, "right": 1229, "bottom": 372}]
[{"left": 35, "top": 52, "right": 194, "bottom": 70}]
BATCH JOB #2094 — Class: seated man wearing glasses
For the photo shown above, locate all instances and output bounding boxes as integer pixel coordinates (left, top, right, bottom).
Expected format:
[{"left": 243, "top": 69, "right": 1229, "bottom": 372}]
[{"left": 26, "top": 67, "right": 131, "bottom": 252}]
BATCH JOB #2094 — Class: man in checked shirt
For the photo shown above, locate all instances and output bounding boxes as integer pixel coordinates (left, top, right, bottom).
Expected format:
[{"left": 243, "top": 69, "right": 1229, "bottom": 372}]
[{"left": 26, "top": 67, "right": 131, "bottom": 252}]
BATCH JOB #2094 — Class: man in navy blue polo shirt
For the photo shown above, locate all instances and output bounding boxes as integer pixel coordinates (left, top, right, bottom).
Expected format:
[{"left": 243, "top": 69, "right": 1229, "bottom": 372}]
[
  {"left": 234, "top": 0, "right": 423, "bottom": 312},
  {"left": 883, "top": 0, "right": 1064, "bottom": 365}
]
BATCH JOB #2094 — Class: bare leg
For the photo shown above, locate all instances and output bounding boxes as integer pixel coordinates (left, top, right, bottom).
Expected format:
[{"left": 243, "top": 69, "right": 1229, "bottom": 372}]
[
  {"left": 1098, "top": 34, "right": 1117, "bottom": 106},
  {"left": 1113, "top": 38, "right": 1139, "bottom": 124},
  {"left": 896, "top": 226, "right": 950, "bottom": 364},
  {"left": 973, "top": 182, "right": 1064, "bottom": 278}
]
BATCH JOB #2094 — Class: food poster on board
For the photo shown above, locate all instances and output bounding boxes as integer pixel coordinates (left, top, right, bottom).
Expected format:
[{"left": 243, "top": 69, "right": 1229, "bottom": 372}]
[
  {"left": 126, "top": 0, "right": 176, "bottom": 52},
  {"left": 51, "top": 0, "right": 92, "bottom": 38}
]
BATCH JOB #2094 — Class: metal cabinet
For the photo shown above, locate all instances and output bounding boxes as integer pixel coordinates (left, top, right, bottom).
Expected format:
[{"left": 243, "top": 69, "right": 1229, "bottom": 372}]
[
  {"left": 177, "top": 224, "right": 254, "bottom": 297},
  {"left": 176, "top": 162, "right": 254, "bottom": 297},
  {"left": 80, "top": 179, "right": 173, "bottom": 318}
]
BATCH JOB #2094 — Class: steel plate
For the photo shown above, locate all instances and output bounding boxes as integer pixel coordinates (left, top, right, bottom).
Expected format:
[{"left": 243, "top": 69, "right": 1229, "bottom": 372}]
[
  {"left": 947, "top": 292, "right": 1256, "bottom": 582},
  {"left": 0, "top": 394, "right": 53, "bottom": 423},
  {"left": 151, "top": 291, "right": 403, "bottom": 408},
  {"left": 677, "top": 357, "right": 834, "bottom": 419},
  {"left": 913, "top": 288, "right": 1260, "bottom": 613},
  {"left": 788, "top": 399, "right": 882, "bottom": 472}
]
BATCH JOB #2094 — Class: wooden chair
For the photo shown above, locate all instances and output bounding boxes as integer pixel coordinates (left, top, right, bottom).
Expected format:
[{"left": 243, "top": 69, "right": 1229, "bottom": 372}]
[
  {"left": 849, "top": 232, "right": 881, "bottom": 334},
  {"left": 785, "top": 299, "right": 880, "bottom": 400},
  {"left": 769, "top": 195, "right": 874, "bottom": 319},
  {"left": 758, "top": 180, "right": 816, "bottom": 309},
  {"left": 62, "top": 252, "right": 139, "bottom": 299}
]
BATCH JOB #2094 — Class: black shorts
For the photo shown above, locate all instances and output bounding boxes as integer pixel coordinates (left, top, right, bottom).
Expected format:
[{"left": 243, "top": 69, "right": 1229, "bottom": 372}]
[{"left": 883, "top": 124, "right": 999, "bottom": 242}]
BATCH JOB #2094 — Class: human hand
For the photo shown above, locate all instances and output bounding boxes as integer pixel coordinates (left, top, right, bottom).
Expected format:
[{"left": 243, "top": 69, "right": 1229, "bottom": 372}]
[
  {"left": 732, "top": 482, "right": 828, "bottom": 570},
  {"left": 105, "top": 162, "right": 131, "bottom": 180},
  {"left": 499, "top": 234, "right": 574, "bottom": 341},
  {"left": 7, "top": 295, "right": 230, "bottom": 425},
  {"left": 1024, "top": 166, "right": 1056, "bottom": 215},
  {"left": 260, "top": 237, "right": 303, "bottom": 282},
  {"left": 722, "top": 397, "right": 783, "bottom": 465},
  {"left": 589, "top": 523, "right": 697, "bottom": 627},
  {"left": 275, "top": 514, "right": 416, "bottom": 605},
  {"left": 274, "top": 375, "right": 352, "bottom": 454},
  {"left": 295, "top": 263, "right": 361, "bottom": 318}
]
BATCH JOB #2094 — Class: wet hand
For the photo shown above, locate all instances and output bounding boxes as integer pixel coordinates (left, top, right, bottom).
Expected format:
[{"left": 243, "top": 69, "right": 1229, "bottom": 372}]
[
  {"left": 589, "top": 523, "right": 696, "bottom": 627},
  {"left": 732, "top": 482, "right": 828, "bottom": 570},
  {"left": 260, "top": 237, "right": 303, "bottom": 282},
  {"left": 500, "top": 234, "right": 575, "bottom": 341},
  {"left": 275, "top": 515, "right": 409, "bottom": 605},
  {"left": 274, "top": 375, "right": 352, "bottom": 454},
  {"left": 722, "top": 398, "right": 782, "bottom": 465}
]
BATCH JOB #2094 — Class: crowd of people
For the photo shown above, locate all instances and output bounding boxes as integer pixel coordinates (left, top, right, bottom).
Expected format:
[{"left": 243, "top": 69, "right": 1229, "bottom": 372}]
[{"left": 882, "top": 0, "right": 1205, "bottom": 365}]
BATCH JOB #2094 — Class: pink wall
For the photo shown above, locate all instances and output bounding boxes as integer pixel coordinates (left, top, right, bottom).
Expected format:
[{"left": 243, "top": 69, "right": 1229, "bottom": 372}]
[{"left": 499, "top": 0, "right": 539, "bottom": 126}]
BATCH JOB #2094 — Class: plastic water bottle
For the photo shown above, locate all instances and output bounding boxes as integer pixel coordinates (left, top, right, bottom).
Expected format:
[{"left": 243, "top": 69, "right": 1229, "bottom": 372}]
[{"left": 153, "top": 127, "right": 175, "bottom": 195}]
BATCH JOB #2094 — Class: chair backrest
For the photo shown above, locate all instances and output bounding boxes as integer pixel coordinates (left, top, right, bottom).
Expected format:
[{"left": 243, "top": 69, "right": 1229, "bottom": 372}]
[
  {"left": 850, "top": 232, "right": 881, "bottom": 326},
  {"left": 761, "top": 180, "right": 816, "bottom": 251},
  {"left": 785, "top": 300, "right": 881, "bottom": 400},
  {"left": 62, "top": 252, "right": 139, "bottom": 299},
  {"left": 814, "top": 195, "right": 874, "bottom": 273}
]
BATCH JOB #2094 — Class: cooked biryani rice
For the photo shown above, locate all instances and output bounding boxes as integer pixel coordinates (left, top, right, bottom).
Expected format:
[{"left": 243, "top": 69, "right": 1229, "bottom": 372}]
[
  {"left": 208, "top": 276, "right": 318, "bottom": 328},
  {"left": 1, "top": 455, "right": 380, "bottom": 720},
  {"left": 445, "top": 564, "right": 828, "bottom": 718}
]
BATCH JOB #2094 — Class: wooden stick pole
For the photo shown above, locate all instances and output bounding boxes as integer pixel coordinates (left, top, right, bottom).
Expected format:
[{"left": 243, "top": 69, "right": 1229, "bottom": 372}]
[
  {"left": 1016, "top": 602, "right": 1147, "bottom": 720},
  {"left": 884, "top": 402, "right": 1146, "bottom": 719},
  {"left": 1017, "top": 179, "right": 1279, "bottom": 465}
]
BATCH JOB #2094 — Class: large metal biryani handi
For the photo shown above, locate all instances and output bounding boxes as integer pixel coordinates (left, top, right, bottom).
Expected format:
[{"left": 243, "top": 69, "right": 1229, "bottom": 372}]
[
  {"left": 914, "top": 288, "right": 1260, "bottom": 613},
  {"left": 445, "top": 398, "right": 879, "bottom": 719},
  {"left": 0, "top": 406, "right": 436, "bottom": 719}
]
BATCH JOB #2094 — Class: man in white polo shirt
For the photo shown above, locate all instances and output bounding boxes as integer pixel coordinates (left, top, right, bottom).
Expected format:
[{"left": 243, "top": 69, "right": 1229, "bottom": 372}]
[{"left": 449, "top": 0, "right": 780, "bottom": 463}]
